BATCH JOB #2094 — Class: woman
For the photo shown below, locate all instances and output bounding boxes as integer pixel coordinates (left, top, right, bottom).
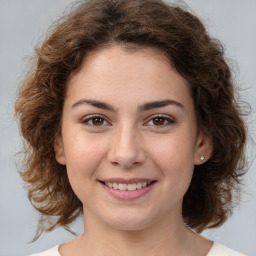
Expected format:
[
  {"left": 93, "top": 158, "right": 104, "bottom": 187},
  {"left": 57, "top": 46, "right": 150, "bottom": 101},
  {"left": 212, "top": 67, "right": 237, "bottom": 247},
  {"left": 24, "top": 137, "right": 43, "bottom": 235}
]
[{"left": 15, "top": 0, "right": 247, "bottom": 255}]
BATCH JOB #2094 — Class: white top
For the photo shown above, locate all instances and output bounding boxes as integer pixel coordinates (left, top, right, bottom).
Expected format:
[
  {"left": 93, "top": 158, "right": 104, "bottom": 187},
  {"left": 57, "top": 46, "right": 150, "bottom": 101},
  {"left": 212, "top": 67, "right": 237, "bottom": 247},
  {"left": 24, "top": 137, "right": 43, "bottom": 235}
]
[{"left": 29, "top": 242, "right": 246, "bottom": 256}]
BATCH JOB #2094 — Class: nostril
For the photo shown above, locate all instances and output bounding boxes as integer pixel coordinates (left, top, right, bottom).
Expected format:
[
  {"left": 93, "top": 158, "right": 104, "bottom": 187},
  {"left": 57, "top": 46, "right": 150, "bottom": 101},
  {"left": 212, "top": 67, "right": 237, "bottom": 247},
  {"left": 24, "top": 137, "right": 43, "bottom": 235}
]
[{"left": 107, "top": 142, "right": 146, "bottom": 168}]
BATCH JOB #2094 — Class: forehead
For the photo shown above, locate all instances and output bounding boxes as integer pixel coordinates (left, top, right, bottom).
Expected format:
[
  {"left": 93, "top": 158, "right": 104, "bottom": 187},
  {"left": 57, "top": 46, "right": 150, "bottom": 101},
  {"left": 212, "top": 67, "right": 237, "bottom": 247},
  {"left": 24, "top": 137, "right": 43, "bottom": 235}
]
[
  {"left": 70, "top": 45, "right": 173, "bottom": 82},
  {"left": 66, "top": 45, "right": 193, "bottom": 108}
]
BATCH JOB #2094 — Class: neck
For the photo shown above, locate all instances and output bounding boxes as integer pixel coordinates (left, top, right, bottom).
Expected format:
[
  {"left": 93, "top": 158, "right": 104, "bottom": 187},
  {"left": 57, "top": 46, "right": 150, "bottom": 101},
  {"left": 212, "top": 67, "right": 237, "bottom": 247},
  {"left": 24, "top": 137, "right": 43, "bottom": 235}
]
[{"left": 77, "top": 208, "right": 197, "bottom": 256}]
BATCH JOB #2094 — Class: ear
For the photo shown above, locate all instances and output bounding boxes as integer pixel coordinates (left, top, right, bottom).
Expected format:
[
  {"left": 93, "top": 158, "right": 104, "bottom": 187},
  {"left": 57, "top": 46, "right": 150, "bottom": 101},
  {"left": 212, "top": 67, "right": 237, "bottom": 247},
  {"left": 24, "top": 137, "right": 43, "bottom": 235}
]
[
  {"left": 194, "top": 129, "right": 213, "bottom": 165},
  {"left": 54, "top": 136, "right": 66, "bottom": 165}
]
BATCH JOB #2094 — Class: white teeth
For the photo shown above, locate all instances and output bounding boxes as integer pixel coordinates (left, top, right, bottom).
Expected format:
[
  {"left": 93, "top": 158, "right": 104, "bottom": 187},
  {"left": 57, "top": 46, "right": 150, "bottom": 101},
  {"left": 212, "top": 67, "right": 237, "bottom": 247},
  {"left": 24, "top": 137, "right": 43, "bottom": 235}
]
[
  {"left": 118, "top": 183, "right": 127, "bottom": 190},
  {"left": 142, "top": 182, "right": 147, "bottom": 188},
  {"left": 127, "top": 183, "right": 137, "bottom": 191},
  {"left": 136, "top": 182, "right": 142, "bottom": 189},
  {"left": 105, "top": 181, "right": 152, "bottom": 190},
  {"left": 107, "top": 182, "right": 113, "bottom": 188}
]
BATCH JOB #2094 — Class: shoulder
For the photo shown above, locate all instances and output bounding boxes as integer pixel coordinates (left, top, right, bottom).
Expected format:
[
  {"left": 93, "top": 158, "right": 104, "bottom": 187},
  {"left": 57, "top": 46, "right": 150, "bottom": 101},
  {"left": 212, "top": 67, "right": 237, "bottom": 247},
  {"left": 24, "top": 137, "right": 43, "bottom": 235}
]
[
  {"left": 28, "top": 245, "right": 60, "bottom": 256},
  {"left": 207, "top": 242, "right": 246, "bottom": 256}
]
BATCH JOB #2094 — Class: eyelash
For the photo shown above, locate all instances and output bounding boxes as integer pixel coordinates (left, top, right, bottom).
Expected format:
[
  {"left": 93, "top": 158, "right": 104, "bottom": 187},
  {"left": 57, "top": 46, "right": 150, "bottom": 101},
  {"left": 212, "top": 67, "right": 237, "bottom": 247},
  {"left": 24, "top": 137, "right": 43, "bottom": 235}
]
[
  {"left": 81, "top": 114, "right": 175, "bottom": 128},
  {"left": 144, "top": 115, "right": 175, "bottom": 127},
  {"left": 82, "top": 115, "right": 110, "bottom": 127}
]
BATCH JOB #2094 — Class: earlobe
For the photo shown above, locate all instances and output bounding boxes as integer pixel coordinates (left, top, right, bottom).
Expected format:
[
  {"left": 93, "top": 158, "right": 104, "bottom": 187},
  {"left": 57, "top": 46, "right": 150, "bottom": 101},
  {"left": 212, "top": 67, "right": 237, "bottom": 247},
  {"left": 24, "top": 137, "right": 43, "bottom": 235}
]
[
  {"left": 194, "top": 129, "right": 213, "bottom": 165},
  {"left": 54, "top": 136, "right": 66, "bottom": 165}
]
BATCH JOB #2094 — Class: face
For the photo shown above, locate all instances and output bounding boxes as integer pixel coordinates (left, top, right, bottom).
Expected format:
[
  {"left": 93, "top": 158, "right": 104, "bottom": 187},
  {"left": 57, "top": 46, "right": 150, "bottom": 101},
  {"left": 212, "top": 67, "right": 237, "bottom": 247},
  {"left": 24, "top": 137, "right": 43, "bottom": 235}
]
[{"left": 55, "top": 46, "right": 212, "bottom": 231}]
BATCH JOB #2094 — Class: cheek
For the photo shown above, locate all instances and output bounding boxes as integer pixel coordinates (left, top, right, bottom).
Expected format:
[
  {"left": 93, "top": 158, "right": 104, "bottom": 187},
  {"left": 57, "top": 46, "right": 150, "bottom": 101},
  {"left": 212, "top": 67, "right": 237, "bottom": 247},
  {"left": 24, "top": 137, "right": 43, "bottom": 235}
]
[
  {"left": 63, "top": 133, "right": 108, "bottom": 182},
  {"left": 147, "top": 131, "right": 196, "bottom": 189},
  {"left": 149, "top": 131, "right": 195, "bottom": 164},
  {"left": 63, "top": 136, "right": 108, "bottom": 203}
]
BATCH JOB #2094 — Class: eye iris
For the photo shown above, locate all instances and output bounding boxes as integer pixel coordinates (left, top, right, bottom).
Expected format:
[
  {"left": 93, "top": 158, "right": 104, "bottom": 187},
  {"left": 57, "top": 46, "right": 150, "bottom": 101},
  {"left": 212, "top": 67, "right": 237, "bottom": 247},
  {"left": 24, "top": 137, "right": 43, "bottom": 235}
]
[
  {"left": 153, "top": 117, "right": 165, "bottom": 125},
  {"left": 92, "top": 117, "right": 104, "bottom": 126}
]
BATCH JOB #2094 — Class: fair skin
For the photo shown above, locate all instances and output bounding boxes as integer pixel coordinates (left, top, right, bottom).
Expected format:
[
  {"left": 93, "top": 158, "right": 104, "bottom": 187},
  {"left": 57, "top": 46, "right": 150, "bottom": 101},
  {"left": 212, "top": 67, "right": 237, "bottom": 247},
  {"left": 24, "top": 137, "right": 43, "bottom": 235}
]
[{"left": 55, "top": 45, "right": 213, "bottom": 256}]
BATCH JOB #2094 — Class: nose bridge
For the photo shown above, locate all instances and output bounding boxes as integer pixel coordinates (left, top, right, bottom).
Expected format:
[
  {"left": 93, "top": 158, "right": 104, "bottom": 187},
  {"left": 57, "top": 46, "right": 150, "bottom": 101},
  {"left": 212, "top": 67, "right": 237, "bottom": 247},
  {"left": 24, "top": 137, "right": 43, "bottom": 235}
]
[
  {"left": 120, "top": 123, "right": 137, "bottom": 146},
  {"left": 108, "top": 123, "right": 146, "bottom": 168}
]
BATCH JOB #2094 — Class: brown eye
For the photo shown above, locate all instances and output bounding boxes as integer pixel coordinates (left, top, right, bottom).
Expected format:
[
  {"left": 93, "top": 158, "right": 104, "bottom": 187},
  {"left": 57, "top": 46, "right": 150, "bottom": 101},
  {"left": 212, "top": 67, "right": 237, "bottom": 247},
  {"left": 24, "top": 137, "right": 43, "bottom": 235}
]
[
  {"left": 92, "top": 117, "right": 104, "bottom": 126},
  {"left": 145, "top": 115, "right": 175, "bottom": 127},
  {"left": 82, "top": 115, "right": 109, "bottom": 127},
  {"left": 152, "top": 117, "right": 165, "bottom": 125}
]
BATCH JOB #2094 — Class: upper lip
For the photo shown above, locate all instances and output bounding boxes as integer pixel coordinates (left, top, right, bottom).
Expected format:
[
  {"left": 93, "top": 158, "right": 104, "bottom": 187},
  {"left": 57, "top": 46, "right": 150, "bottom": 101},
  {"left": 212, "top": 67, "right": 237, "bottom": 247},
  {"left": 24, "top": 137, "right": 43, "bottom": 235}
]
[{"left": 99, "top": 178, "right": 156, "bottom": 184}]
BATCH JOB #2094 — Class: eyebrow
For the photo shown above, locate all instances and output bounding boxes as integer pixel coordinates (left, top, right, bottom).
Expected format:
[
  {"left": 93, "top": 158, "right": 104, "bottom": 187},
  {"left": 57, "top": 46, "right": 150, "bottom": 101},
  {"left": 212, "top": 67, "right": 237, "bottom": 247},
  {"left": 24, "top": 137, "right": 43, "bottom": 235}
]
[
  {"left": 71, "top": 99, "right": 184, "bottom": 111},
  {"left": 72, "top": 99, "right": 115, "bottom": 111},
  {"left": 139, "top": 99, "right": 184, "bottom": 112}
]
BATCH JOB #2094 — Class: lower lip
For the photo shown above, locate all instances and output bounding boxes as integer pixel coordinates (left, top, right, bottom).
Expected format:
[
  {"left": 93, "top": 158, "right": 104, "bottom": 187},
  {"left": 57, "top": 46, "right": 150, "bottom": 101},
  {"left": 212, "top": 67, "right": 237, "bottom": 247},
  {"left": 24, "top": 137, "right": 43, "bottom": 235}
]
[{"left": 100, "top": 182, "right": 156, "bottom": 200}]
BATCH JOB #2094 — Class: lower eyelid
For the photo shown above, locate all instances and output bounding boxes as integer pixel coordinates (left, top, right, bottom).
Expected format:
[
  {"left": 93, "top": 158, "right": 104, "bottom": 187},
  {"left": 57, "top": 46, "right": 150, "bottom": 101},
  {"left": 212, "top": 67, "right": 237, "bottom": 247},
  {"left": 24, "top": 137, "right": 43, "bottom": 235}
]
[
  {"left": 81, "top": 115, "right": 110, "bottom": 126},
  {"left": 145, "top": 116, "right": 175, "bottom": 126},
  {"left": 81, "top": 115, "right": 174, "bottom": 127}
]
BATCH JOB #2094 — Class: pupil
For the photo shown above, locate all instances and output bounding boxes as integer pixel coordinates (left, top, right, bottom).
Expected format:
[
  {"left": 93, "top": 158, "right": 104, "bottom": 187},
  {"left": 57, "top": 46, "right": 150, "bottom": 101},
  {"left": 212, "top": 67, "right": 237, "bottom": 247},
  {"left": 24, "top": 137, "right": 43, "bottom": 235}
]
[
  {"left": 153, "top": 117, "right": 164, "bottom": 125},
  {"left": 93, "top": 117, "right": 103, "bottom": 125}
]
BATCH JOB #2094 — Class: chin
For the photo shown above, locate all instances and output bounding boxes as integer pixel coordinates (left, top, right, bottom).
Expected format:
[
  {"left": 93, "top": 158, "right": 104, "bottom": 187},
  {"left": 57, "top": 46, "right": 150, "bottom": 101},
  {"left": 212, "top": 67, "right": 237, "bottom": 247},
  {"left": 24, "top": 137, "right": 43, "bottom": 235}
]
[{"left": 102, "top": 210, "right": 156, "bottom": 231}]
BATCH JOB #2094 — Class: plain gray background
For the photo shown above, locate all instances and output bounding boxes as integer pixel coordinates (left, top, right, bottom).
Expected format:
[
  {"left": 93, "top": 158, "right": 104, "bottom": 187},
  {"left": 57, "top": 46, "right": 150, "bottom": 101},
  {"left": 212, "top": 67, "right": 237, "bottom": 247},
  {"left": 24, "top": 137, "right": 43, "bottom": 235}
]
[{"left": 1, "top": 1, "right": 256, "bottom": 255}]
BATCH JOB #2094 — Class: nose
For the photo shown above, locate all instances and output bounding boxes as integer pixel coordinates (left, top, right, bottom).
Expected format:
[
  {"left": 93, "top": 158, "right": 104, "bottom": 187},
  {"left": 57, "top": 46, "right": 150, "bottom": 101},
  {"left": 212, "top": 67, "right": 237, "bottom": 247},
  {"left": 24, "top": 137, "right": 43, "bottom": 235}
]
[{"left": 107, "top": 126, "right": 146, "bottom": 169}]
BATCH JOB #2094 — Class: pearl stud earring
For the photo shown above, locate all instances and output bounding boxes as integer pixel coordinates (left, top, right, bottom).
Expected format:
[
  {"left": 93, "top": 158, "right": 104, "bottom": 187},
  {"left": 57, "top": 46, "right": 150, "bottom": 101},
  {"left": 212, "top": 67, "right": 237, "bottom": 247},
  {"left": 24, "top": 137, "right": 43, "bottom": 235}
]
[{"left": 200, "top": 155, "right": 205, "bottom": 162}]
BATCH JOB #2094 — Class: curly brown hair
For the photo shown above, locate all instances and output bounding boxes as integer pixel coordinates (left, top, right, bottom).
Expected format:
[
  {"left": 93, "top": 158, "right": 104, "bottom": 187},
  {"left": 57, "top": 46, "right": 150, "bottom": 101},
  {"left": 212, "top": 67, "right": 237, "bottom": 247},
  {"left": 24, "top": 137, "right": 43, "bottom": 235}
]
[{"left": 15, "top": 0, "right": 247, "bottom": 239}]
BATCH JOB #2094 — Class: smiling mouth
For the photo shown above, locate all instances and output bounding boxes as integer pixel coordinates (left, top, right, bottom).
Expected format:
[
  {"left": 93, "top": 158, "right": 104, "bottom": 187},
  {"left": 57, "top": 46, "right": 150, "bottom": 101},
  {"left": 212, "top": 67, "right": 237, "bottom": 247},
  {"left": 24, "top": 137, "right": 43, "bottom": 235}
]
[
  {"left": 98, "top": 179, "right": 157, "bottom": 200},
  {"left": 99, "top": 180, "right": 156, "bottom": 191}
]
